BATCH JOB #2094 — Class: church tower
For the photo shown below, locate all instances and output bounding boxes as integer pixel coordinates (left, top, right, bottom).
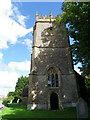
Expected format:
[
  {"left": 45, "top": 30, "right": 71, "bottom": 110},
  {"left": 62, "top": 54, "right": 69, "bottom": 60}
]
[{"left": 27, "top": 13, "right": 78, "bottom": 110}]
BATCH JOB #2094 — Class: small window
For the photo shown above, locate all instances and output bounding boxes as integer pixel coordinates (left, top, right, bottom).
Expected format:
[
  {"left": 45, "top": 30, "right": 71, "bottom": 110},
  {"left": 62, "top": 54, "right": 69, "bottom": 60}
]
[
  {"left": 47, "top": 68, "right": 59, "bottom": 87},
  {"left": 48, "top": 74, "right": 51, "bottom": 87},
  {"left": 55, "top": 74, "right": 58, "bottom": 87}
]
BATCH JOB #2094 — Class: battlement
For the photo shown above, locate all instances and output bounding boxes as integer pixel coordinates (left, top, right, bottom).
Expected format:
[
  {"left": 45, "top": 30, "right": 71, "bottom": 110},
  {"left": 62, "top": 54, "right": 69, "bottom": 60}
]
[{"left": 36, "top": 12, "right": 56, "bottom": 22}]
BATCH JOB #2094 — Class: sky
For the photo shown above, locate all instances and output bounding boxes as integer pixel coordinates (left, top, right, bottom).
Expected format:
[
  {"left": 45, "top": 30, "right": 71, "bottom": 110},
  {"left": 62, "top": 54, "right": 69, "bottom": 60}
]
[{"left": 0, "top": 0, "right": 81, "bottom": 97}]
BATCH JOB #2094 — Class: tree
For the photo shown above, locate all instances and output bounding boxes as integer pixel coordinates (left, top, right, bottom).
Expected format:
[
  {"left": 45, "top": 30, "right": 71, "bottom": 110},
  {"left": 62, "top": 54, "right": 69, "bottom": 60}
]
[
  {"left": 14, "top": 76, "right": 29, "bottom": 100},
  {"left": 3, "top": 96, "right": 14, "bottom": 106},
  {"left": 85, "top": 75, "right": 90, "bottom": 89},
  {"left": 56, "top": 2, "right": 90, "bottom": 75},
  {"left": 7, "top": 91, "right": 15, "bottom": 97}
]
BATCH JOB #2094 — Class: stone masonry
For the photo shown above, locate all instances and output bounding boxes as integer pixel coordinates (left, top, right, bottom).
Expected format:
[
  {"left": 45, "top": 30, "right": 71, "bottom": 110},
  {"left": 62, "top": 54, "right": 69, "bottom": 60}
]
[{"left": 27, "top": 13, "right": 78, "bottom": 110}]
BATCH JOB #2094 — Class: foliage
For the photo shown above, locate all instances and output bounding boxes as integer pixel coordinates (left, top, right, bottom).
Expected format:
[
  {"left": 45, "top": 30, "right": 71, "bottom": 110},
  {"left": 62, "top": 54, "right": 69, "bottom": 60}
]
[
  {"left": 6, "top": 76, "right": 29, "bottom": 102},
  {"left": 85, "top": 75, "right": 90, "bottom": 89},
  {"left": 56, "top": 2, "right": 90, "bottom": 75},
  {"left": 85, "top": 79, "right": 90, "bottom": 90},
  {"left": 2, "top": 96, "right": 14, "bottom": 106},
  {"left": 7, "top": 91, "right": 15, "bottom": 97},
  {"left": 14, "top": 76, "right": 29, "bottom": 99},
  {"left": 85, "top": 75, "right": 90, "bottom": 99}
]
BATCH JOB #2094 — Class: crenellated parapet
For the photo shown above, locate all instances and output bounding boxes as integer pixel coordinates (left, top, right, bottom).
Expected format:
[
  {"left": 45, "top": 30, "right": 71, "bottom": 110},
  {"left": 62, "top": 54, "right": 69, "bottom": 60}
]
[{"left": 36, "top": 11, "right": 56, "bottom": 22}]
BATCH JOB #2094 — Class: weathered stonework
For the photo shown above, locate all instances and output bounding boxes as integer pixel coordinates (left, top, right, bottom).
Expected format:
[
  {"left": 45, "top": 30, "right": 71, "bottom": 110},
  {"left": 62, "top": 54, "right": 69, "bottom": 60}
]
[{"left": 27, "top": 13, "right": 78, "bottom": 110}]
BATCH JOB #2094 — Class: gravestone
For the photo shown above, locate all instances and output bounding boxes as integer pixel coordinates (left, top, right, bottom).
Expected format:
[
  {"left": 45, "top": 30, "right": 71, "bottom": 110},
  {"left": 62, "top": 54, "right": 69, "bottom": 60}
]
[
  {"left": 76, "top": 98, "right": 88, "bottom": 118},
  {"left": 10, "top": 100, "right": 12, "bottom": 104},
  {"left": 17, "top": 99, "right": 20, "bottom": 103}
]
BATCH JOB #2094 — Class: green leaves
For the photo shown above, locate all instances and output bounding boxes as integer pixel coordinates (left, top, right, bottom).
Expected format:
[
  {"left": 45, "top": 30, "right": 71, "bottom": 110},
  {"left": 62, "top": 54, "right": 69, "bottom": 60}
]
[
  {"left": 7, "top": 76, "right": 29, "bottom": 100},
  {"left": 14, "top": 76, "right": 29, "bottom": 99},
  {"left": 56, "top": 2, "right": 90, "bottom": 75}
]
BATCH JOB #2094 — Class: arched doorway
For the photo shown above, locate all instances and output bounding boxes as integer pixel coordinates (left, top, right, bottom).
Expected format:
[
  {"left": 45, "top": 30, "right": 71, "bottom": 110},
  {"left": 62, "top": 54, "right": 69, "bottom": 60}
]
[{"left": 50, "top": 92, "right": 59, "bottom": 110}]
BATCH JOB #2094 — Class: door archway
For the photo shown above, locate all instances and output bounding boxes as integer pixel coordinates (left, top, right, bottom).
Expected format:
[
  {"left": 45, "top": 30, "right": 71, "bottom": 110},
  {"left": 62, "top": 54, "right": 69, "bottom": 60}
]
[{"left": 50, "top": 92, "right": 59, "bottom": 110}]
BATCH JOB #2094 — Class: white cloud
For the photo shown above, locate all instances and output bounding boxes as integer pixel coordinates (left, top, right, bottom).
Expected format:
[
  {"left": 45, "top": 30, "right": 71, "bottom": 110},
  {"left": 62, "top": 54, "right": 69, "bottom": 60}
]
[
  {"left": 18, "top": 15, "right": 26, "bottom": 27},
  {"left": 0, "top": 0, "right": 32, "bottom": 96},
  {"left": 8, "top": 60, "right": 30, "bottom": 71},
  {"left": 0, "top": 71, "right": 19, "bottom": 88},
  {"left": 0, "top": 71, "right": 19, "bottom": 96},
  {"left": 0, "top": 0, "right": 12, "bottom": 16},
  {"left": 0, "top": 60, "right": 31, "bottom": 96},
  {"left": 74, "top": 63, "right": 82, "bottom": 75},
  {"left": 23, "top": 39, "right": 32, "bottom": 45},
  {"left": 0, "top": 53, "right": 3, "bottom": 60},
  {"left": 75, "top": 69, "right": 82, "bottom": 75},
  {"left": 22, "top": 38, "right": 33, "bottom": 52},
  {"left": 0, "top": 88, "right": 14, "bottom": 97},
  {"left": 0, "top": 0, "right": 32, "bottom": 49}
]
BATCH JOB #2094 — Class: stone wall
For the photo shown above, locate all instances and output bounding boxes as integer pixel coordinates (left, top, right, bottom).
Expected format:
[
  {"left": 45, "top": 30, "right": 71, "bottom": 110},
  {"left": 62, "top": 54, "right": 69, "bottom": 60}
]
[
  {"left": 28, "top": 14, "right": 78, "bottom": 110},
  {"left": 22, "top": 97, "right": 28, "bottom": 106}
]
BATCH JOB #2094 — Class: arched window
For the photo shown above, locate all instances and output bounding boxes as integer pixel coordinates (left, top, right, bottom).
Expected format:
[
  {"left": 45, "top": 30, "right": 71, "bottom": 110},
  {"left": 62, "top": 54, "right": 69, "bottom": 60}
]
[
  {"left": 55, "top": 74, "right": 58, "bottom": 87},
  {"left": 47, "top": 67, "right": 59, "bottom": 87}
]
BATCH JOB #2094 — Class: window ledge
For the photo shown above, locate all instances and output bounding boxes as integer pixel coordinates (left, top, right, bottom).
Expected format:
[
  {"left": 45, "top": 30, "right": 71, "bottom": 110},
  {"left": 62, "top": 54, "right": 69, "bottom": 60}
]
[{"left": 48, "top": 87, "right": 59, "bottom": 89}]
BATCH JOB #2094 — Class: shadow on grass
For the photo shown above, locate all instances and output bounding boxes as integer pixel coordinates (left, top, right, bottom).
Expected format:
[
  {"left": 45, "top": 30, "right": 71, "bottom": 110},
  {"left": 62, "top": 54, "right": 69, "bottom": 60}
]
[
  {"left": 2, "top": 104, "right": 77, "bottom": 120},
  {"left": 1, "top": 103, "right": 90, "bottom": 120}
]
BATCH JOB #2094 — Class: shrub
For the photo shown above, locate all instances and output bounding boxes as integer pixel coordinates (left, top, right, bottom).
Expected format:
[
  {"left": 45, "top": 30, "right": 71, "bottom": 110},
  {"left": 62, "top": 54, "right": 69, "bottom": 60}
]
[{"left": 3, "top": 96, "right": 14, "bottom": 106}]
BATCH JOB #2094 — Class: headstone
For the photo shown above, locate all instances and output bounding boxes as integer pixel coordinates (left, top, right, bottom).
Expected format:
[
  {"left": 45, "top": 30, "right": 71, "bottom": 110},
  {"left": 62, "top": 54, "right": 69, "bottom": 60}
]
[
  {"left": 10, "top": 100, "right": 12, "bottom": 104},
  {"left": 17, "top": 99, "right": 20, "bottom": 103},
  {"left": 76, "top": 98, "right": 88, "bottom": 118}
]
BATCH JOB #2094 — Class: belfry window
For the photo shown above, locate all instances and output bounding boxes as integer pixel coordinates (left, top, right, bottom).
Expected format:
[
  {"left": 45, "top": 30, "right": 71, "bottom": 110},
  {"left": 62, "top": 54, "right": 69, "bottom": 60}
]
[{"left": 47, "top": 67, "right": 59, "bottom": 87}]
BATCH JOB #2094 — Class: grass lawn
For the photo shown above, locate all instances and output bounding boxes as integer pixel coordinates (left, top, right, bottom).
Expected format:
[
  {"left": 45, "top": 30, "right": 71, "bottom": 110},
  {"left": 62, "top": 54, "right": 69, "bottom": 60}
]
[
  {"left": 0, "top": 103, "right": 76, "bottom": 119},
  {"left": 0, "top": 103, "right": 90, "bottom": 119}
]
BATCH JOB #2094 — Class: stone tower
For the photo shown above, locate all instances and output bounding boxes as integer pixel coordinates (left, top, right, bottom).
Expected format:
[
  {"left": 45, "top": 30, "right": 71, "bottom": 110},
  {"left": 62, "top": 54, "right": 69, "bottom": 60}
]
[{"left": 27, "top": 13, "right": 78, "bottom": 110}]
